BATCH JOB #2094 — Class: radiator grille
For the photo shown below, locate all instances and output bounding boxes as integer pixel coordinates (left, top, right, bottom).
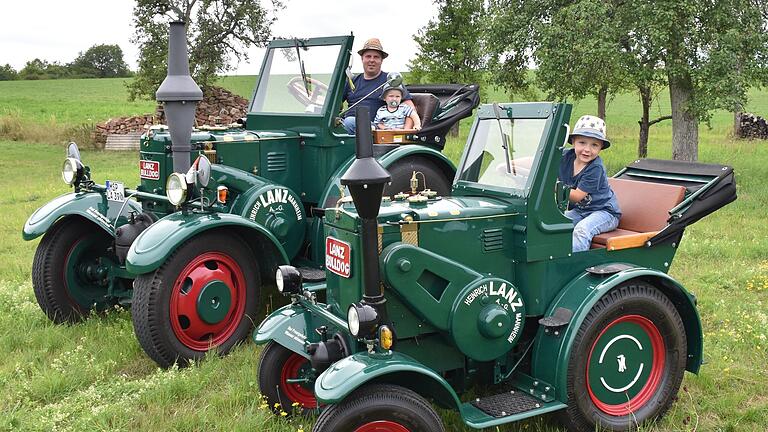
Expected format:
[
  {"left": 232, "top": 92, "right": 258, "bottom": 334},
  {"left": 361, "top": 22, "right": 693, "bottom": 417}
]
[{"left": 266, "top": 152, "right": 287, "bottom": 172}]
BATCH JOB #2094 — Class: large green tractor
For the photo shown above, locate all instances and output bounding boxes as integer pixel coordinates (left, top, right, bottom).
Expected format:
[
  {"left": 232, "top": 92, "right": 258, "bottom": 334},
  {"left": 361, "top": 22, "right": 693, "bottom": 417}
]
[
  {"left": 22, "top": 22, "right": 479, "bottom": 368},
  {"left": 255, "top": 104, "right": 736, "bottom": 431}
]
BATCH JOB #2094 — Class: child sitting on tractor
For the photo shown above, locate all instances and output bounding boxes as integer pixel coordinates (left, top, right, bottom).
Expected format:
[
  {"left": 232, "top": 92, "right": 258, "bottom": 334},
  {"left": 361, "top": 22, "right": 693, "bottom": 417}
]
[
  {"left": 374, "top": 83, "right": 421, "bottom": 130},
  {"left": 558, "top": 115, "right": 621, "bottom": 252}
]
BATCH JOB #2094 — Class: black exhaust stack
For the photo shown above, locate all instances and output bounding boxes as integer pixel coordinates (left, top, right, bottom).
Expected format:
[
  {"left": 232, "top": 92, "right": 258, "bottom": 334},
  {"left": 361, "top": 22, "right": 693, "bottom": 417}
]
[
  {"left": 340, "top": 107, "right": 391, "bottom": 307},
  {"left": 156, "top": 21, "right": 203, "bottom": 174}
]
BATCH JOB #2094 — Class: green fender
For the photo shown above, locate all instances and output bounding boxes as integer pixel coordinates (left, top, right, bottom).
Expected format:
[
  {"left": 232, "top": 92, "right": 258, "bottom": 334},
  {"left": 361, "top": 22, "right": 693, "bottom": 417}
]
[
  {"left": 530, "top": 266, "right": 703, "bottom": 402},
  {"left": 315, "top": 351, "right": 463, "bottom": 410},
  {"left": 23, "top": 191, "right": 142, "bottom": 240},
  {"left": 125, "top": 211, "right": 290, "bottom": 274},
  {"left": 253, "top": 305, "right": 313, "bottom": 359}
]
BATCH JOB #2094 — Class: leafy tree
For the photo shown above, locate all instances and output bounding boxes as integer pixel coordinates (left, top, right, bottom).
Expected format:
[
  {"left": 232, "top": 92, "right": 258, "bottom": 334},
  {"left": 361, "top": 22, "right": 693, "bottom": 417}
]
[
  {"left": 70, "top": 44, "right": 130, "bottom": 78},
  {"left": 19, "top": 59, "right": 69, "bottom": 80},
  {"left": 128, "top": 0, "right": 282, "bottom": 100},
  {"left": 535, "top": 0, "right": 630, "bottom": 120},
  {"left": 0, "top": 64, "right": 17, "bottom": 81},
  {"left": 408, "top": 0, "right": 488, "bottom": 89}
]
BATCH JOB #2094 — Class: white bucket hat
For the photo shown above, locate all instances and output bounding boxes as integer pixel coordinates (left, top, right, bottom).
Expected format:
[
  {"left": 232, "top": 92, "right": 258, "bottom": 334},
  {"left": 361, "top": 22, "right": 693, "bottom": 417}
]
[{"left": 569, "top": 115, "right": 611, "bottom": 149}]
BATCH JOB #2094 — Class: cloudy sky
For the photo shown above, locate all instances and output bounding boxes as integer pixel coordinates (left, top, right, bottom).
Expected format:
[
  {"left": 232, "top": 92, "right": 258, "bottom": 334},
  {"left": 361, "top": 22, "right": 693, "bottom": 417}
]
[{"left": 1, "top": 0, "right": 439, "bottom": 75}]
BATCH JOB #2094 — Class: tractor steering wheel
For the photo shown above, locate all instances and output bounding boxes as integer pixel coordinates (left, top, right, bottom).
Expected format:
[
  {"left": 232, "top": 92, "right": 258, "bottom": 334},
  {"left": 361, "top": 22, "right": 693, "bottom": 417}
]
[{"left": 286, "top": 76, "right": 329, "bottom": 107}]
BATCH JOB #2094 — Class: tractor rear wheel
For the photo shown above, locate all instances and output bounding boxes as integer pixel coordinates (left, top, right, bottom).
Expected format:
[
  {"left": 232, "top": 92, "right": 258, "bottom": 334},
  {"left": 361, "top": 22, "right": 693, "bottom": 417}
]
[
  {"left": 32, "top": 218, "right": 119, "bottom": 323},
  {"left": 258, "top": 341, "right": 319, "bottom": 414},
  {"left": 560, "top": 283, "right": 686, "bottom": 431},
  {"left": 312, "top": 384, "right": 444, "bottom": 432},
  {"left": 385, "top": 156, "right": 452, "bottom": 197},
  {"left": 132, "top": 231, "right": 259, "bottom": 368}
]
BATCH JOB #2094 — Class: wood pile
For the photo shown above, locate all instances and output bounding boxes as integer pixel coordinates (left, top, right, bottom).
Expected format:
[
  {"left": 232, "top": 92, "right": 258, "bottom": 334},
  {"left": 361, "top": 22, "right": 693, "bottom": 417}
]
[
  {"left": 93, "top": 86, "right": 249, "bottom": 146},
  {"left": 738, "top": 112, "right": 768, "bottom": 139}
]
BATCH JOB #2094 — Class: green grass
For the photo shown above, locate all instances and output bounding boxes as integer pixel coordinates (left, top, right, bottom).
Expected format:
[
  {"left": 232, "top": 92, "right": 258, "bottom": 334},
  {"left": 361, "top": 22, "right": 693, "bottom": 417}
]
[{"left": 0, "top": 77, "right": 767, "bottom": 431}]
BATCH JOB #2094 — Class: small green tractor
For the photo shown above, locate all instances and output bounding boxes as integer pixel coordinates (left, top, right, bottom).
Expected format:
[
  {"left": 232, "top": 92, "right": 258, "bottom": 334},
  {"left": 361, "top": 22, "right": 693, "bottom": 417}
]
[
  {"left": 23, "top": 22, "right": 478, "bottom": 368},
  {"left": 255, "top": 104, "right": 736, "bottom": 431}
]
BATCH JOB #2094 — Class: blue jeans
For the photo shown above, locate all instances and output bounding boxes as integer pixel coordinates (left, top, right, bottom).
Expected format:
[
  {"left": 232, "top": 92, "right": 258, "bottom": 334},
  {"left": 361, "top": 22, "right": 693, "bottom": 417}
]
[
  {"left": 565, "top": 209, "right": 620, "bottom": 252},
  {"left": 341, "top": 116, "right": 356, "bottom": 134}
]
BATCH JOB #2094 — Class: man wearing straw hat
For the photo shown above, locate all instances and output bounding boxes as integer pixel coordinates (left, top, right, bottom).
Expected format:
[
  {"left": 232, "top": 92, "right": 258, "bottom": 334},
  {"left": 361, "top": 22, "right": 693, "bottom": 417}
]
[{"left": 341, "top": 37, "right": 416, "bottom": 134}]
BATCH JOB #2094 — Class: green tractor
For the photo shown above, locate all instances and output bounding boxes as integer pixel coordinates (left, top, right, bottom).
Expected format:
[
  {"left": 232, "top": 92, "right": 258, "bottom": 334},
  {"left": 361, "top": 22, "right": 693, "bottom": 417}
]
[
  {"left": 22, "top": 22, "right": 479, "bottom": 368},
  {"left": 254, "top": 104, "right": 736, "bottom": 431}
]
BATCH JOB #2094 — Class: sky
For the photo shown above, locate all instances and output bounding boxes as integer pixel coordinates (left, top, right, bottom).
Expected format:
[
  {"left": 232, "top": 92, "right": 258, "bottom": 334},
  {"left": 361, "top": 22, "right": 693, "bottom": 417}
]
[{"left": 1, "top": 0, "right": 439, "bottom": 75}]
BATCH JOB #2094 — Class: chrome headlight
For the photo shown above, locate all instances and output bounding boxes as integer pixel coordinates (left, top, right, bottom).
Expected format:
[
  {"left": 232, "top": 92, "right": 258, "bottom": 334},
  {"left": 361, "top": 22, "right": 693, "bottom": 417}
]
[
  {"left": 347, "top": 302, "right": 380, "bottom": 338},
  {"left": 61, "top": 157, "right": 82, "bottom": 185},
  {"left": 166, "top": 172, "right": 188, "bottom": 206},
  {"left": 347, "top": 305, "right": 360, "bottom": 337}
]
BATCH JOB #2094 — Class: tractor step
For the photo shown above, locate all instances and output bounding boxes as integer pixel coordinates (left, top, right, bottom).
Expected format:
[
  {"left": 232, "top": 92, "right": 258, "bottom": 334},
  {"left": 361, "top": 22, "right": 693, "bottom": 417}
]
[
  {"left": 470, "top": 388, "right": 544, "bottom": 418},
  {"left": 298, "top": 266, "right": 326, "bottom": 282}
]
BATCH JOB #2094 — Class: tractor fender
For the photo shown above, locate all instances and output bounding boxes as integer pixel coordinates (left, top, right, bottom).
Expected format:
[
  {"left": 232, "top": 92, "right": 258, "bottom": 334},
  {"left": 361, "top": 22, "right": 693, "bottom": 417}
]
[
  {"left": 23, "top": 191, "right": 142, "bottom": 240},
  {"left": 530, "top": 266, "right": 703, "bottom": 402},
  {"left": 314, "top": 351, "right": 463, "bottom": 410},
  {"left": 125, "top": 211, "right": 289, "bottom": 275},
  {"left": 253, "top": 305, "right": 313, "bottom": 359}
]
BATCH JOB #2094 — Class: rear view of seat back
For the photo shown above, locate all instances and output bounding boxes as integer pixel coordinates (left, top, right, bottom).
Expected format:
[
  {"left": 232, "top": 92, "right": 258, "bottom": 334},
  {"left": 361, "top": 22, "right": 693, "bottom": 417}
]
[
  {"left": 608, "top": 178, "right": 686, "bottom": 232},
  {"left": 410, "top": 93, "right": 440, "bottom": 128}
]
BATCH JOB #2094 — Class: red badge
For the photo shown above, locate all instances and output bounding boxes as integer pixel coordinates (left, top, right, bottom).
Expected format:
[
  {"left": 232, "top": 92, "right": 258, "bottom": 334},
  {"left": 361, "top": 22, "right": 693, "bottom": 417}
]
[
  {"left": 139, "top": 160, "right": 160, "bottom": 180},
  {"left": 325, "top": 237, "right": 351, "bottom": 278}
]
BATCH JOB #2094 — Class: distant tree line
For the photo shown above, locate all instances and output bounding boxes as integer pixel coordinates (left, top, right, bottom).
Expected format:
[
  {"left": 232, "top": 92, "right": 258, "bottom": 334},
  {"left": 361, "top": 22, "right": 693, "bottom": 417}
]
[
  {"left": 0, "top": 44, "right": 131, "bottom": 81},
  {"left": 409, "top": 0, "right": 768, "bottom": 161}
]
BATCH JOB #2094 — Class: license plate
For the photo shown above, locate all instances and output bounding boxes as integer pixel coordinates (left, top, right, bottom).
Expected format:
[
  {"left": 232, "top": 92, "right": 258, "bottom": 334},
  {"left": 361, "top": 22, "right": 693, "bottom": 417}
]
[
  {"left": 325, "top": 236, "right": 351, "bottom": 278},
  {"left": 105, "top": 180, "right": 125, "bottom": 202}
]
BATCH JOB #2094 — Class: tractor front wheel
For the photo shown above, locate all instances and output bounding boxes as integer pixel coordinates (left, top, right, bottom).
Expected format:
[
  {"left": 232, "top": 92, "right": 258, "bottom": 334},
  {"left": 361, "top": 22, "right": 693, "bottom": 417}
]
[
  {"left": 560, "top": 283, "right": 687, "bottom": 431},
  {"left": 258, "top": 341, "right": 319, "bottom": 414},
  {"left": 132, "top": 231, "right": 260, "bottom": 368},
  {"left": 312, "top": 384, "right": 444, "bottom": 432},
  {"left": 32, "top": 218, "right": 119, "bottom": 323}
]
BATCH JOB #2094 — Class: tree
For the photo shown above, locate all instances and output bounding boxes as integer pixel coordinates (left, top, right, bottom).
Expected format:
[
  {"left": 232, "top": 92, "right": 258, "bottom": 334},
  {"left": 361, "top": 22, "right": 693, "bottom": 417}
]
[
  {"left": 408, "top": 0, "right": 488, "bottom": 89},
  {"left": 0, "top": 64, "right": 17, "bottom": 81},
  {"left": 535, "top": 0, "right": 631, "bottom": 120},
  {"left": 128, "top": 0, "right": 282, "bottom": 100},
  {"left": 19, "top": 59, "right": 69, "bottom": 80},
  {"left": 70, "top": 44, "right": 130, "bottom": 78}
]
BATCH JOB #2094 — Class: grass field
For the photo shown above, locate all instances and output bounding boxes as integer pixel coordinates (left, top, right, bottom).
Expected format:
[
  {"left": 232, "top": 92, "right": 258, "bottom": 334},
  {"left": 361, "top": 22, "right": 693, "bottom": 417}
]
[{"left": 0, "top": 76, "right": 766, "bottom": 431}]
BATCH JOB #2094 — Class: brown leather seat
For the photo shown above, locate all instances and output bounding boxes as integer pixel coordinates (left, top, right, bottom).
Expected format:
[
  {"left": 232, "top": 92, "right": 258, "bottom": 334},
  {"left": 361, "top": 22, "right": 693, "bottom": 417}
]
[
  {"left": 591, "top": 178, "right": 686, "bottom": 250},
  {"left": 410, "top": 93, "right": 440, "bottom": 128}
]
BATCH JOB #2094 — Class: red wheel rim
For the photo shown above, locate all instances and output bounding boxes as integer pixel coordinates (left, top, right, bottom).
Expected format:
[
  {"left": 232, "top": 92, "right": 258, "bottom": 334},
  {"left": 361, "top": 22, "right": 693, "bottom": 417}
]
[
  {"left": 280, "top": 353, "right": 317, "bottom": 407},
  {"left": 169, "top": 252, "right": 246, "bottom": 350},
  {"left": 586, "top": 315, "right": 665, "bottom": 416},
  {"left": 354, "top": 421, "right": 411, "bottom": 432}
]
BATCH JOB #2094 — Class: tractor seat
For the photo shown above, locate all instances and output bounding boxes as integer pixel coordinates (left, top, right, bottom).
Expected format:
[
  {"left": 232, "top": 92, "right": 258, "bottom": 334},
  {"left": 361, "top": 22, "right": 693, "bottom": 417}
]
[
  {"left": 591, "top": 178, "right": 686, "bottom": 251},
  {"left": 410, "top": 93, "right": 440, "bottom": 128}
]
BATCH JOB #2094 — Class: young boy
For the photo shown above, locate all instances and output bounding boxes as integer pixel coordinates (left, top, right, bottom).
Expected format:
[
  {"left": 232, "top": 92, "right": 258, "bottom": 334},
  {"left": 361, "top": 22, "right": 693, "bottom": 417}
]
[
  {"left": 558, "top": 115, "right": 621, "bottom": 252},
  {"left": 374, "top": 83, "right": 421, "bottom": 130}
]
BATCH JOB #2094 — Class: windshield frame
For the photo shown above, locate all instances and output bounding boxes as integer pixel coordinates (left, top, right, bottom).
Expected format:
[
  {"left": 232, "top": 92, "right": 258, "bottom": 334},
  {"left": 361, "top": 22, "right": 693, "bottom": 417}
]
[
  {"left": 249, "top": 36, "right": 350, "bottom": 117},
  {"left": 454, "top": 103, "right": 556, "bottom": 198}
]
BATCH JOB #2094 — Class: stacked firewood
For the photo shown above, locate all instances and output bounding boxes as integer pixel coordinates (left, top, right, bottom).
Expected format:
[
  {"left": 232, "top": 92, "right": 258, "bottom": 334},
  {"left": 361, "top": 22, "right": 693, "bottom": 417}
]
[
  {"left": 93, "top": 86, "right": 249, "bottom": 145},
  {"left": 738, "top": 112, "right": 768, "bottom": 139}
]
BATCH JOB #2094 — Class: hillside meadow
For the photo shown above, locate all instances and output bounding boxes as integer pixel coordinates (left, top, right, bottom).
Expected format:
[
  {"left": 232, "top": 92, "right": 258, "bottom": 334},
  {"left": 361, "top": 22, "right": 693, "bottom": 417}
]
[{"left": 0, "top": 76, "right": 766, "bottom": 431}]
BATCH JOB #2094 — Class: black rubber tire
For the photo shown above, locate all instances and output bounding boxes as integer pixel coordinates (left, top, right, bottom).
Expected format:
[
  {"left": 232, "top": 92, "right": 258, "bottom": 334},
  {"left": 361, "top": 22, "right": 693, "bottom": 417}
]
[
  {"left": 131, "top": 231, "right": 260, "bottom": 368},
  {"left": 32, "top": 218, "right": 117, "bottom": 323},
  {"left": 258, "top": 341, "right": 319, "bottom": 415},
  {"left": 385, "top": 156, "right": 452, "bottom": 197},
  {"left": 313, "top": 383, "right": 444, "bottom": 432},
  {"left": 560, "top": 283, "right": 687, "bottom": 432}
]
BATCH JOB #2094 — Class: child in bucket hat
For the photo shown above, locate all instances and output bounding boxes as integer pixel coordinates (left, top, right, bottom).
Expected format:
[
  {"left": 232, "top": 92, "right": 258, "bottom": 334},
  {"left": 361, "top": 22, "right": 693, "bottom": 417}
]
[{"left": 558, "top": 115, "right": 622, "bottom": 252}]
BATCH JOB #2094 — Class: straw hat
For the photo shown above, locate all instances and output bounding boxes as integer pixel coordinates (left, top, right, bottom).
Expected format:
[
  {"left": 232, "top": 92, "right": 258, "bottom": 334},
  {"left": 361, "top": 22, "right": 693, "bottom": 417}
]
[{"left": 357, "top": 38, "right": 389, "bottom": 59}]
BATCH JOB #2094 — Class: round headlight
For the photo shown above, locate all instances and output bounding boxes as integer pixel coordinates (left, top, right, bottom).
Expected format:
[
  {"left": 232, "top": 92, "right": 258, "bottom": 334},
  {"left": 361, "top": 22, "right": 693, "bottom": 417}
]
[
  {"left": 276, "top": 265, "right": 302, "bottom": 295},
  {"left": 166, "top": 173, "right": 188, "bottom": 206},
  {"left": 61, "top": 157, "right": 81, "bottom": 185},
  {"left": 347, "top": 305, "right": 360, "bottom": 337}
]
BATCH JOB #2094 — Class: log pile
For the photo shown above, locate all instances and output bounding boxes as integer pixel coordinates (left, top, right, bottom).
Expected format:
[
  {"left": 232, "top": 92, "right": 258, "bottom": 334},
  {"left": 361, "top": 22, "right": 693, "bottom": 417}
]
[
  {"left": 93, "top": 86, "right": 249, "bottom": 145},
  {"left": 738, "top": 112, "right": 768, "bottom": 139}
]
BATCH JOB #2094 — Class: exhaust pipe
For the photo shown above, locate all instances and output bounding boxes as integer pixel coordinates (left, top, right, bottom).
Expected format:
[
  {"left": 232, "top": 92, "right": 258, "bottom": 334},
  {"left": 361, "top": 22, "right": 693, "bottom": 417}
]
[{"left": 155, "top": 21, "right": 203, "bottom": 174}]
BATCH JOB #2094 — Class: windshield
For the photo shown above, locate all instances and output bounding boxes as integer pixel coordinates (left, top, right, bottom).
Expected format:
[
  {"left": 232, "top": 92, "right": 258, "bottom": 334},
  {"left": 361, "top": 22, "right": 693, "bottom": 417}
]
[
  {"left": 250, "top": 43, "right": 341, "bottom": 115},
  {"left": 458, "top": 118, "right": 548, "bottom": 193}
]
